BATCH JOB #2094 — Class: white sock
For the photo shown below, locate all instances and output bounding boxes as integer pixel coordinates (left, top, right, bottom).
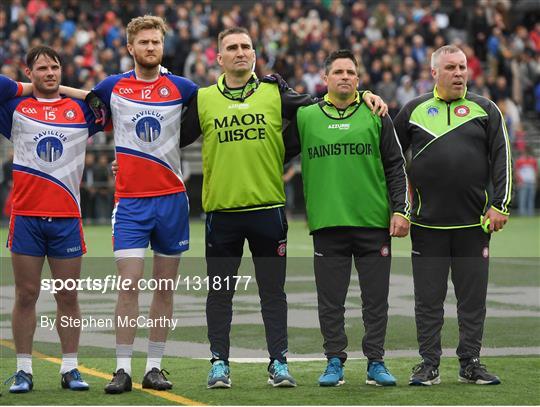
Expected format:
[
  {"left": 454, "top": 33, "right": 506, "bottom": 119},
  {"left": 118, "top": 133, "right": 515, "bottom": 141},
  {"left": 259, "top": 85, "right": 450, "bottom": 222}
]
[
  {"left": 16, "top": 354, "right": 32, "bottom": 375},
  {"left": 60, "top": 353, "right": 78, "bottom": 374},
  {"left": 145, "top": 341, "right": 165, "bottom": 373},
  {"left": 116, "top": 344, "right": 133, "bottom": 376}
]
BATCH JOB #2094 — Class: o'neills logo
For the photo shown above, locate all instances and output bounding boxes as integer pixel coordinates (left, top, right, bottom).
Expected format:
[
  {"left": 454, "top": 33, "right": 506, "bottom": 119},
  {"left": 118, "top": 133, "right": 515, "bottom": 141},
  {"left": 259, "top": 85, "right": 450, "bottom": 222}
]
[
  {"left": 380, "top": 245, "right": 390, "bottom": 257},
  {"left": 277, "top": 243, "right": 287, "bottom": 256},
  {"left": 454, "top": 105, "right": 470, "bottom": 117},
  {"left": 228, "top": 103, "right": 249, "bottom": 109}
]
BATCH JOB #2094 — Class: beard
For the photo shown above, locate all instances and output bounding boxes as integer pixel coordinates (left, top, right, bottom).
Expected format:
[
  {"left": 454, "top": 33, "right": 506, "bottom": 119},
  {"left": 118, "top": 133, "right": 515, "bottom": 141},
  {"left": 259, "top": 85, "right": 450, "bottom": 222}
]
[
  {"left": 34, "top": 80, "right": 60, "bottom": 96},
  {"left": 133, "top": 52, "right": 162, "bottom": 70}
]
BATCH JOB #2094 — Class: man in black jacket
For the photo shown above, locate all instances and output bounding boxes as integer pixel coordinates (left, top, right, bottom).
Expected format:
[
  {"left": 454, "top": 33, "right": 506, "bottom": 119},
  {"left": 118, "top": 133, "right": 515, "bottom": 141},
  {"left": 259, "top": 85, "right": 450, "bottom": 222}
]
[{"left": 394, "top": 44, "right": 512, "bottom": 386}]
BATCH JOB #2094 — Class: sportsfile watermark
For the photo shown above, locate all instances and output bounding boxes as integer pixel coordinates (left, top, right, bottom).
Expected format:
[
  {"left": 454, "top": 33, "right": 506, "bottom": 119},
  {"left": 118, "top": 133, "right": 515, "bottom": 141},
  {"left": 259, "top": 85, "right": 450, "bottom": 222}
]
[
  {"left": 40, "top": 274, "right": 252, "bottom": 294},
  {"left": 39, "top": 315, "right": 180, "bottom": 331},
  {"left": 0, "top": 257, "right": 536, "bottom": 358}
]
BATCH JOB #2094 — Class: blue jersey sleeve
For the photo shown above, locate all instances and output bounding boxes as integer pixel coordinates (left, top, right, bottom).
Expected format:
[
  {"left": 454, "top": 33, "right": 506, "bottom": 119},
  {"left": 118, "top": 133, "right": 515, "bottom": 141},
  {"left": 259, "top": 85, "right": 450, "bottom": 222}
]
[
  {"left": 92, "top": 74, "right": 123, "bottom": 108},
  {"left": 0, "top": 75, "right": 22, "bottom": 104},
  {"left": 74, "top": 99, "right": 104, "bottom": 137},
  {"left": 168, "top": 75, "right": 199, "bottom": 105},
  {"left": 0, "top": 97, "right": 25, "bottom": 140}
]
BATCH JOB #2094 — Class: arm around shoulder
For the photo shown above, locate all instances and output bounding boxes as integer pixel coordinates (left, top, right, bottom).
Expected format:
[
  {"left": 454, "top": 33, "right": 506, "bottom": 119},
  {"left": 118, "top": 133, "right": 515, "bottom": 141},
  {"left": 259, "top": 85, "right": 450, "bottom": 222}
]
[{"left": 180, "top": 92, "right": 202, "bottom": 148}]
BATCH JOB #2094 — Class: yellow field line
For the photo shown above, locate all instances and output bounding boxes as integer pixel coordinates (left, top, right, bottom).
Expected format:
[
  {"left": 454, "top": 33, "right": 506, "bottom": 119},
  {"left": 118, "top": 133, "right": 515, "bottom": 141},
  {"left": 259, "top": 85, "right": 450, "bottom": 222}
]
[{"left": 0, "top": 339, "right": 207, "bottom": 406}]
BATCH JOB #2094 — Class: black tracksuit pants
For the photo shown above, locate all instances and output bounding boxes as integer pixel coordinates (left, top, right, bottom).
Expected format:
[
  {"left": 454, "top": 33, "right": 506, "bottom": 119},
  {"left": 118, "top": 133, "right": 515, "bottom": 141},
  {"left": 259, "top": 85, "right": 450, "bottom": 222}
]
[
  {"left": 313, "top": 227, "right": 391, "bottom": 362},
  {"left": 205, "top": 207, "right": 288, "bottom": 363},
  {"left": 410, "top": 225, "right": 490, "bottom": 367}
]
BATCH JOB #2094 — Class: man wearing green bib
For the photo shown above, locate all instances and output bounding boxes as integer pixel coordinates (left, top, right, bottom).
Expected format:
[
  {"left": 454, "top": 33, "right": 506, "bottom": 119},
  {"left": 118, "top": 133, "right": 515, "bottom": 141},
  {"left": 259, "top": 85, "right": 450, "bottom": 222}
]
[
  {"left": 286, "top": 49, "right": 411, "bottom": 387},
  {"left": 180, "top": 29, "right": 387, "bottom": 389}
]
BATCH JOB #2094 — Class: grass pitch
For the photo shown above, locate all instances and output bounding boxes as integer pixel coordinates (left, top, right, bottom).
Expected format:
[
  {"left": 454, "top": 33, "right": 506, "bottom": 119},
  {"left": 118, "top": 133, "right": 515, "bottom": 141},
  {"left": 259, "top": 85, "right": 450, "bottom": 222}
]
[
  {"left": 0, "top": 217, "right": 539, "bottom": 405},
  {"left": 0, "top": 344, "right": 538, "bottom": 406}
]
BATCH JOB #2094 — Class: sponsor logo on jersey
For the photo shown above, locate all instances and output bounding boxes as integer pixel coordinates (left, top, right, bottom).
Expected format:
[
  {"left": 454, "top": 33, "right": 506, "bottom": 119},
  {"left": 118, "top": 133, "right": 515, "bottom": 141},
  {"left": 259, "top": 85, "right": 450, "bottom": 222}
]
[
  {"left": 36, "top": 136, "right": 64, "bottom": 163},
  {"left": 158, "top": 86, "right": 171, "bottom": 98},
  {"left": 328, "top": 123, "right": 350, "bottom": 130},
  {"left": 63, "top": 109, "right": 77, "bottom": 120},
  {"left": 228, "top": 103, "right": 249, "bottom": 109},
  {"left": 277, "top": 243, "right": 287, "bottom": 257},
  {"left": 427, "top": 106, "right": 439, "bottom": 116},
  {"left": 454, "top": 105, "right": 470, "bottom": 117},
  {"left": 135, "top": 116, "right": 161, "bottom": 143},
  {"left": 22, "top": 107, "right": 38, "bottom": 115}
]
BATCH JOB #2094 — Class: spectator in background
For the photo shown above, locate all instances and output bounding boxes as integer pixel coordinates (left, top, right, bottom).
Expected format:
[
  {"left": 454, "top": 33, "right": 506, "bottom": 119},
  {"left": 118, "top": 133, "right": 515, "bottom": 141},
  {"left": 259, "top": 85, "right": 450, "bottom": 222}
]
[
  {"left": 376, "top": 71, "right": 398, "bottom": 117},
  {"left": 469, "top": 74, "right": 491, "bottom": 99},
  {"left": 0, "top": 151, "right": 13, "bottom": 223},
  {"left": 502, "top": 98, "right": 521, "bottom": 141},
  {"left": 191, "top": 61, "right": 211, "bottom": 87},
  {"left": 514, "top": 49, "right": 538, "bottom": 112},
  {"left": 396, "top": 75, "right": 417, "bottom": 109},
  {"left": 464, "top": 45, "right": 483, "bottom": 82},
  {"left": 530, "top": 22, "right": 540, "bottom": 52},
  {"left": 515, "top": 147, "right": 538, "bottom": 216},
  {"left": 491, "top": 75, "right": 511, "bottom": 102},
  {"left": 536, "top": 82, "right": 540, "bottom": 115},
  {"left": 411, "top": 35, "right": 427, "bottom": 65},
  {"left": 80, "top": 152, "right": 96, "bottom": 220},
  {"left": 283, "top": 157, "right": 299, "bottom": 220},
  {"left": 447, "top": 0, "right": 468, "bottom": 43},
  {"left": 92, "top": 153, "right": 112, "bottom": 224},
  {"left": 303, "top": 62, "right": 324, "bottom": 96},
  {"left": 1, "top": 65, "right": 19, "bottom": 80},
  {"left": 415, "top": 69, "right": 433, "bottom": 95}
]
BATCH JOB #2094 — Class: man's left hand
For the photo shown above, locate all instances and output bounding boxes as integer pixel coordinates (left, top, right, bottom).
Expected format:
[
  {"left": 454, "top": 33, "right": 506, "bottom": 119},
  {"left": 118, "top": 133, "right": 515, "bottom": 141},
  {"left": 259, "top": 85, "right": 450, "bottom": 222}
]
[
  {"left": 363, "top": 92, "right": 388, "bottom": 117},
  {"left": 262, "top": 73, "right": 290, "bottom": 92},
  {"left": 483, "top": 208, "right": 509, "bottom": 232},
  {"left": 85, "top": 91, "right": 109, "bottom": 125},
  {"left": 390, "top": 214, "right": 410, "bottom": 237}
]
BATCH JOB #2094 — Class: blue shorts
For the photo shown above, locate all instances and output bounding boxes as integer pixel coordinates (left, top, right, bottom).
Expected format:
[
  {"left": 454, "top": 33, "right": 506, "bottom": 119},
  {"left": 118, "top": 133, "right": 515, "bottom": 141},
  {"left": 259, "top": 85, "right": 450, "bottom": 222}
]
[
  {"left": 112, "top": 192, "right": 189, "bottom": 255},
  {"left": 8, "top": 215, "right": 86, "bottom": 258}
]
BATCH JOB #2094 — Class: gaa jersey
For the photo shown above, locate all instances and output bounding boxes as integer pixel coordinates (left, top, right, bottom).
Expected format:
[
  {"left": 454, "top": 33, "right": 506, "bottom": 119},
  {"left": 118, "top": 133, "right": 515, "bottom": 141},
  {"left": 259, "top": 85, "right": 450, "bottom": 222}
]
[
  {"left": 93, "top": 67, "right": 198, "bottom": 198},
  {"left": 0, "top": 76, "right": 102, "bottom": 217}
]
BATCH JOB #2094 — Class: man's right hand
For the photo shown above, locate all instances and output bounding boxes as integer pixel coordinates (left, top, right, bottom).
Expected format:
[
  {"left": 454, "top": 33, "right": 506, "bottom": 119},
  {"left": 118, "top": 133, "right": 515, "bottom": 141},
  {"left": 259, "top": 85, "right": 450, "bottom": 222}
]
[
  {"left": 111, "top": 160, "right": 118, "bottom": 177},
  {"left": 389, "top": 214, "right": 410, "bottom": 237}
]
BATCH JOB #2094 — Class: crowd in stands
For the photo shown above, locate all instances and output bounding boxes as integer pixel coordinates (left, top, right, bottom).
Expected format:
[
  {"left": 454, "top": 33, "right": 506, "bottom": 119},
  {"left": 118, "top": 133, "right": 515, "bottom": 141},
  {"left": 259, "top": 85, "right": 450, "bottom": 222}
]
[{"left": 0, "top": 0, "right": 538, "bottom": 221}]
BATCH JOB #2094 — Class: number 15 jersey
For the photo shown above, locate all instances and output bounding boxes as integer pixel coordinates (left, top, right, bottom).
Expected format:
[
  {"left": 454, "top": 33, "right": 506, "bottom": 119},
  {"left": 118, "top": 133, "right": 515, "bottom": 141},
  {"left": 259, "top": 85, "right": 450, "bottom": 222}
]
[{"left": 0, "top": 75, "right": 102, "bottom": 217}]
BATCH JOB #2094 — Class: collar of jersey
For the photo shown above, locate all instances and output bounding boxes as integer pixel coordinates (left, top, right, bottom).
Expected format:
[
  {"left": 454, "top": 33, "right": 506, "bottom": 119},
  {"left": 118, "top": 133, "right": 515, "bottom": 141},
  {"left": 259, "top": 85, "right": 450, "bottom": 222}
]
[
  {"left": 131, "top": 65, "right": 168, "bottom": 82},
  {"left": 217, "top": 73, "right": 259, "bottom": 101},
  {"left": 433, "top": 85, "right": 467, "bottom": 102},
  {"left": 321, "top": 91, "right": 361, "bottom": 119}
]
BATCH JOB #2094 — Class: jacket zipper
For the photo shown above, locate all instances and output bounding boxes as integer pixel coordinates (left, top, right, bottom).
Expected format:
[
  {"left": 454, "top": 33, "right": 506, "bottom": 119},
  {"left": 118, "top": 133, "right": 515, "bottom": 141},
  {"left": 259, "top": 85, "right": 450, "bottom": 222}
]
[{"left": 446, "top": 102, "right": 451, "bottom": 125}]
